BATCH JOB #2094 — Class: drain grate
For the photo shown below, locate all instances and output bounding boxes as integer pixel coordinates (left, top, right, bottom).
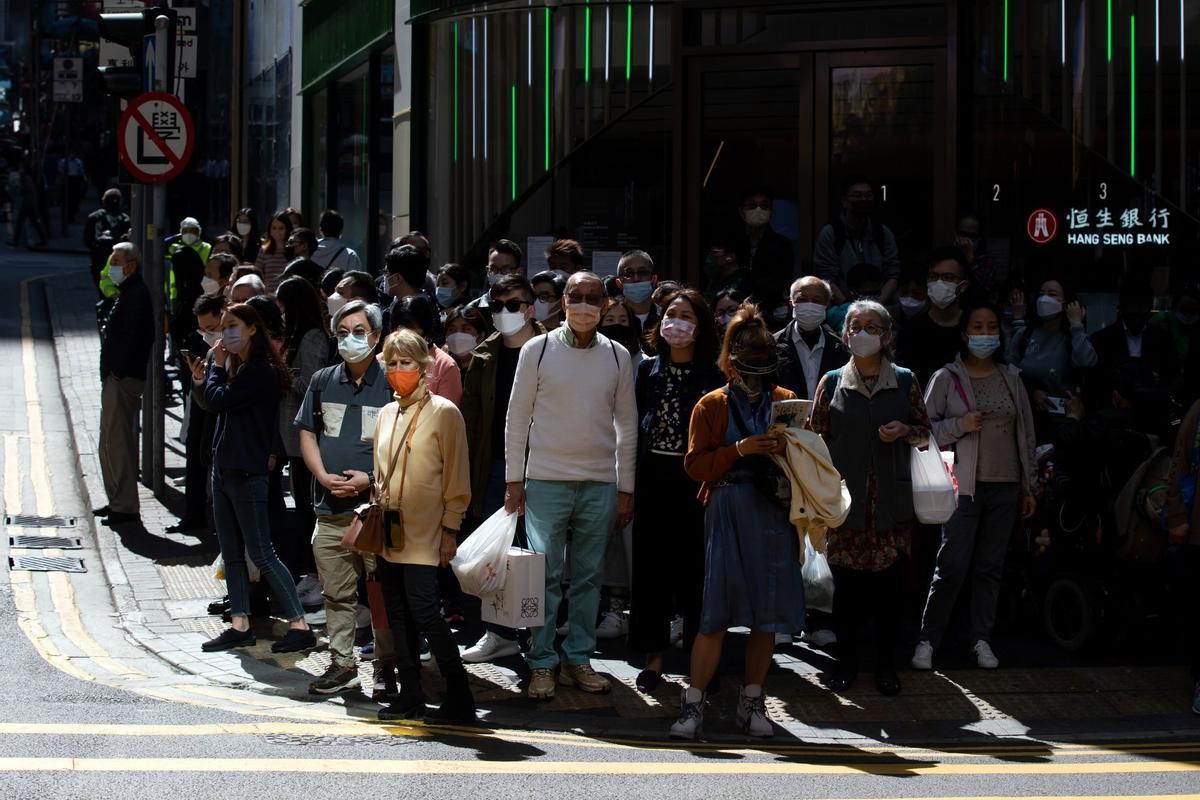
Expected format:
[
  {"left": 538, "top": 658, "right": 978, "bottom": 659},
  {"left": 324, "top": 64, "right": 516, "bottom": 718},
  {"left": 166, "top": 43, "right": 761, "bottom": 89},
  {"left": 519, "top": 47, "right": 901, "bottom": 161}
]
[
  {"left": 5, "top": 514, "right": 77, "bottom": 528},
  {"left": 9, "top": 555, "right": 86, "bottom": 573},
  {"left": 9, "top": 535, "right": 83, "bottom": 550}
]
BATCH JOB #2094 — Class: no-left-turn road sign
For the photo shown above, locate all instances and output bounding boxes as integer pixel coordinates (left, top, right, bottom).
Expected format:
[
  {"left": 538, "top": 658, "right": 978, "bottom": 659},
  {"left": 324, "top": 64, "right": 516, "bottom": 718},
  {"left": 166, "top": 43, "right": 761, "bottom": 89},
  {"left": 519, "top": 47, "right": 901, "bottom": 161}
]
[{"left": 117, "top": 92, "right": 194, "bottom": 184}]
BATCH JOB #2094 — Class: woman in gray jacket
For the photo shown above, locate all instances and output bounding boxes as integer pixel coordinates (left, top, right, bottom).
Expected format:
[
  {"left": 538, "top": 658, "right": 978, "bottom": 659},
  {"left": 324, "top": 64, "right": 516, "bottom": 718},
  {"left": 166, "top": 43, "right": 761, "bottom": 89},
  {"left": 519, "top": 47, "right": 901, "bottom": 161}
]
[{"left": 913, "top": 301, "right": 1037, "bottom": 672}]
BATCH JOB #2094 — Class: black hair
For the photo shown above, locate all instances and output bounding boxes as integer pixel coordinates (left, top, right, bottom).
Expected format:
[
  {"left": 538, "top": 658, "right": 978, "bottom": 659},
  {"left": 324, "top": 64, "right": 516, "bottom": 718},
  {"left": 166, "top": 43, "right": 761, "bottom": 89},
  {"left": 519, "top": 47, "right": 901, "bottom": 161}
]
[
  {"left": 207, "top": 251, "right": 238, "bottom": 279},
  {"left": 193, "top": 292, "right": 228, "bottom": 318},
  {"left": 740, "top": 185, "right": 774, "bottom": 204},
  {"left": 840, "top": 173, "right": 873, "bottom": 197},
  {"left": 212, "top": 233, "right": 244, "bottom": 261},
  {"left": 530, "top": 270, "right": 566, "bottom": 298},
  {"left": 437, "top": 262, "right": 471, "bottom": 287},
  {"left": 318, "top": 209, "right": 345, "bottom": 238},
  {"left": 276, "top": 277, "right": 326, "bottom": 362},
  {"left": 925, "top": 245, "right": 970, "bottom": 276},
  {"left": 489, "top": 238, "right": 523, "bottom": 265},
  {"left": 321, "top": 267, "right": 344, "bottom": 296},
  {"left": 339, "top": 270, "right": 377, "bottom": 300},
  {"left": 246, "top": 295, "right": 284, "bottom": 339},
  {"left": 390, "top": 293, "right": 437, "bottom": 337},
  {"left": 281, "top": 257, "right": 323, "bottom": 288},
  {"left": 490, "top": 274, "right": 534, "bottom": 305},
  {"left": 289, "top": 227, "right": 319, "bottom": 256},
  {"left": 385, "top": 244, "right": 429, "bottom": 290}
]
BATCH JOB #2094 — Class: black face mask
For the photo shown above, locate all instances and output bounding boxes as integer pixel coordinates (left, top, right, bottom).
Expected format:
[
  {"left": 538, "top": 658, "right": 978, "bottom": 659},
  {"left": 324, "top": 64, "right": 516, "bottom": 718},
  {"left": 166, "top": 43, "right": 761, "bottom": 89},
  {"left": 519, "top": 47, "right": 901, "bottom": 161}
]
[
  {"left": 599, "top": 324, "right": 637, "bottom": 353},
  {"left": 103, "top": 199, "right": 121, "bottom": 213},
  {"left": 284, "top": 246, "right": 296, "bottom": 260}
]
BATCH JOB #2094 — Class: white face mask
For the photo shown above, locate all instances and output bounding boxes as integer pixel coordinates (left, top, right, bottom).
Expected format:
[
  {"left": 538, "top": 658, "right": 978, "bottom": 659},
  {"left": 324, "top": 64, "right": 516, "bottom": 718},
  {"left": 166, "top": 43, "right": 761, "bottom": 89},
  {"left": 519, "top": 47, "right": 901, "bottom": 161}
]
[
  {"left": 792, "top": 302, "right": 827, "bottom": 332},
  {"left": 926, "top": 280, "right": 960, "bottom": 310},
  {"left": 847, "top": 331, "right": 882, "bottom": 358},
  {"left": 326, "top": 292, "right": 348, "bottom": 317},
  {"left": 235, "top": 222, "right": 252, "bottom": 237},
  {"left": 493, "top": 311, "right": 527, "bottom": 337},
  {"left": 182, "top": 232, "right": 199, "bottom": 247},
  {"left": 446, "top": 332, "right": 478, "bottom": 356},
  {"left": 201, "top": 276, "right": 221, "bottom": 296},
  {"left": 201, "top": 329, "right": 221, "bottom": 349},
  {"left": 898, "top": 296, "right": 926, "bottom": 316},
  {"left": 743, "top": 207, "right": 771, "bottom": 227},
  {"left": 1036, "top": 295, "right": 1063, "bottom": 318},
  {"left": 533, "top": 298, "right": 558, "bottom": 321}
]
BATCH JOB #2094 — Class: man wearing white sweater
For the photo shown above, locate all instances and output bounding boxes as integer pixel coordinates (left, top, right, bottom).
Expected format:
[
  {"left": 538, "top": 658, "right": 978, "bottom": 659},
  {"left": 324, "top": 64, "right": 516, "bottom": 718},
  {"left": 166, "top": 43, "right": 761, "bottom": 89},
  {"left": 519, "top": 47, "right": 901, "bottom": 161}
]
[{"left": 505, "top": 271, "right": 637, "bottom": 700}]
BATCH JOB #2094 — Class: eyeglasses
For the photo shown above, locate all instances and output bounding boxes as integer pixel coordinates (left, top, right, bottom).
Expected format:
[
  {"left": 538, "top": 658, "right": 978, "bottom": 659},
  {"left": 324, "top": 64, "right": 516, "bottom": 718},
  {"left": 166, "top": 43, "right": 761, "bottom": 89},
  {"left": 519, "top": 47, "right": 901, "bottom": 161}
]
[
  {"left": 618, "top": 269, "right": 654, "bottom": 281},
  {"left": 565, "top": 291, "right": 605, "bottom": 305},
  {"left": 848, "top": 324, "right": 885, "bottom": 336},
  {"left": 740, "top": 201, "right": 771, "bottom": 211},
  {"left": 335, "top": 326, "right": 372, "bottom": 340},
  {"left": 847, "top": 191, "right": 875, "bottom": 200},
  {"left": 494, "top": 298, "right": 531, "bottom": 313},
  {"left": 927, "top": 271, "right": 963, "bottom": 283}
]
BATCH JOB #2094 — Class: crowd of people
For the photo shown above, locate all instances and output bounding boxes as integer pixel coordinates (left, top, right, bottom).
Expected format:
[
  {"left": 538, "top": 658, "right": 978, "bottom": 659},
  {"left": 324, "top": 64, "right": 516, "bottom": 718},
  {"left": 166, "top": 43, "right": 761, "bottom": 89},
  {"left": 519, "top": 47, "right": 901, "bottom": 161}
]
[{"left": 90, "top": 181, "right": 1200, "bottom": 738}]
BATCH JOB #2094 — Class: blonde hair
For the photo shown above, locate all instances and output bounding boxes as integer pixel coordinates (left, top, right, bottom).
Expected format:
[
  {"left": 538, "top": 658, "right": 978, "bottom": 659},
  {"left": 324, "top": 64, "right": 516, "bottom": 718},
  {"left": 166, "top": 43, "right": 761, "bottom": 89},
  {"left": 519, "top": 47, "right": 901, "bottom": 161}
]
[{"left": 381, "top": 328, "right": 432, "bottom": 369}]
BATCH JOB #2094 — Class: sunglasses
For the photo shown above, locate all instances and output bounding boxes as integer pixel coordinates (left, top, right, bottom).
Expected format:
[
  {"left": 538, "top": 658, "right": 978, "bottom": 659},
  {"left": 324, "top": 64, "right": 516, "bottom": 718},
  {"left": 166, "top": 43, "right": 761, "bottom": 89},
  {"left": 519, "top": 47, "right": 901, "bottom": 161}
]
[{"left": 494, "top": 298, "right": 531, "bottom": 313}]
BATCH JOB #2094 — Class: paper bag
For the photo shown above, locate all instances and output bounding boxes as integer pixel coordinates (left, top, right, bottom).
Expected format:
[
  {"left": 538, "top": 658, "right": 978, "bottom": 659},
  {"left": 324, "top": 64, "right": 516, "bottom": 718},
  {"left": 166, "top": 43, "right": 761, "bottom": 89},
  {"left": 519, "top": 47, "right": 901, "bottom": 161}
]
[{"left": 479, "top": 547, "right": 545, "bottom": 628}]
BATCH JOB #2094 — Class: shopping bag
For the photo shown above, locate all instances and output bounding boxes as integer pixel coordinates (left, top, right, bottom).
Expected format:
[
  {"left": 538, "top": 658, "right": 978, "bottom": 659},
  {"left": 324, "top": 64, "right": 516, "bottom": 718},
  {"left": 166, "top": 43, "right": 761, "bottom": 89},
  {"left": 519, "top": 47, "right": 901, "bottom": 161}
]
[
  {"left": 801, "top": 536, "right": 834, "bottom": 614},
  {"left": 480, "top": 548, "right": 546, "bottom": 628},
  {"left": 211, "top": 550, "right": 261, "bottom": 583},
  {"left": 450, "top": 508, "right": 518, "bottom": 596},
  {"left": 911, "top": 445, "right": 958, "bottom": 524}
]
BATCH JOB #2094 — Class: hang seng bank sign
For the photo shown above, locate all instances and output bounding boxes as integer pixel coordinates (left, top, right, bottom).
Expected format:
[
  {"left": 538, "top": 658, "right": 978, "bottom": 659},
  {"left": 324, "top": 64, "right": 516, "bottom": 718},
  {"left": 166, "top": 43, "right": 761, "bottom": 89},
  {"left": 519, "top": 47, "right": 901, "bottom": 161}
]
[{"left": 1026, "top": 207, "right": 1172, "bottom": 247}]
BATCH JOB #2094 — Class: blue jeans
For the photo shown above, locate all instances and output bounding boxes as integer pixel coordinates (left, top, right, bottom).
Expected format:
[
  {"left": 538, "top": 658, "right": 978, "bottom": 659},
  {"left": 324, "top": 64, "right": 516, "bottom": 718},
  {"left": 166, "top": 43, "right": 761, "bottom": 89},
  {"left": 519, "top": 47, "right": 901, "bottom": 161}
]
[
  {"left": 523, "top": 479, "right": 616, "bottom": 669},
  {"left": 212, "top": 468, "right": 305, "bottom": 621}
]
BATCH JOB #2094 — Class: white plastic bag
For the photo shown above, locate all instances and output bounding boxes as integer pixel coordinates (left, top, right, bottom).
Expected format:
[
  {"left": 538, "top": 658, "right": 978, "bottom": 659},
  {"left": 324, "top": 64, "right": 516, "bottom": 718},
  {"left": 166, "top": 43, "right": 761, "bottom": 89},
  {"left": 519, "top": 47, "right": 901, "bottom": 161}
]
[
  {"left": 450, "top": 508, "right": 518, "bottom": 597},
  {"left": 911, "top": 445, "right": 957, "bottom": 524},
  {"left": 801, "top": 537, "right": 834, "bottom": 614},
  {"left": 211, "top": 550, "right": 261, "bottom": 583}
]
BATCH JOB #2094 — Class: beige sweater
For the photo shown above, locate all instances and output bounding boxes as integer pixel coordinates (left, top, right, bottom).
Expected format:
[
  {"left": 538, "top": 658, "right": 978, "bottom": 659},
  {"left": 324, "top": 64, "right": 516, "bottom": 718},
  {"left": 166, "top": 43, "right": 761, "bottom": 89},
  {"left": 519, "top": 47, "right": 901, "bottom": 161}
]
[{"left": 373, "top": 384, "right": 471, "bottom": 566}]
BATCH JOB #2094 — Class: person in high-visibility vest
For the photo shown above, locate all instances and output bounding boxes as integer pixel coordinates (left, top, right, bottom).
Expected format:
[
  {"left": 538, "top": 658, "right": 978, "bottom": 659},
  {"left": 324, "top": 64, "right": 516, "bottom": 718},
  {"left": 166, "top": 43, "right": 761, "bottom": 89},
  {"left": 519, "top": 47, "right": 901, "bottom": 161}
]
[{"left": 166, "top": 217, "right": 213, "bottom": 302}]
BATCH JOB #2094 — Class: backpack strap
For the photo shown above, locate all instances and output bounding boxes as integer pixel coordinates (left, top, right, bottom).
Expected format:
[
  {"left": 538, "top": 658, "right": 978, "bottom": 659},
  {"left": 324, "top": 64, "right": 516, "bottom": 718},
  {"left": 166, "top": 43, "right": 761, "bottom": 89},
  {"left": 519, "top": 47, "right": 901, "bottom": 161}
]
[
  {"left": 310, "top": 367, "right": 336, "bottom": 441},
  {"left": 948, "top": 370, "right": 972, "bottom": 411}
]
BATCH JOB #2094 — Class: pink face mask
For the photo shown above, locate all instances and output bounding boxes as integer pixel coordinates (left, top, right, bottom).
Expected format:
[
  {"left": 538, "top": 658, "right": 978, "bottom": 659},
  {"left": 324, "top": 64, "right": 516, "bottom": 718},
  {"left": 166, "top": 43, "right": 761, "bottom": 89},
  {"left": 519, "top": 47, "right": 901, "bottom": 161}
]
[{"left": 660, "top": 317, "right": 696, "bottom": 348}]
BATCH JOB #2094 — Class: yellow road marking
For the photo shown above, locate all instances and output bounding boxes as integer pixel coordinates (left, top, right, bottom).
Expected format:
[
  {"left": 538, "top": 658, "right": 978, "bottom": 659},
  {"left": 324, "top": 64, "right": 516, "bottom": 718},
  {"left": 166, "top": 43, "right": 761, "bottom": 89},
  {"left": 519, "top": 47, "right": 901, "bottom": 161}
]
[
  {"left": 8, "top": 576, "right": 96, "bottom": 684},
  {"left": 18, "top": 281, "right": 52, "bottom": 517},
  {"left": 0, "top": 756, "right": 1196, "bottom": 776},
  {"left": 3, "top": 435, "right": 19, "bottom": 512},
  {"left": 46, "top": 572, "right": 149, "bottom": 679}
]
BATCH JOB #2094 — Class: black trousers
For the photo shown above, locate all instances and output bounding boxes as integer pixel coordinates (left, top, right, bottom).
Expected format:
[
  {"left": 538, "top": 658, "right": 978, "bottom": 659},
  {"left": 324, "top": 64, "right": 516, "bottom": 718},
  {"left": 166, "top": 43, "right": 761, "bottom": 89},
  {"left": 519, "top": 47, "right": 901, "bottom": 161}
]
[
  {"left": 183, "top": 399, "right": 212, "bottom": 525},
  {"left": 287, "top": 457, "right": 316, "bottom": 575},
  {"left": 377, "top": 559, "right": 466, "bottom": 677},
  {"left": 832, "top": 561, "right": 903, "bottom": 673},
  {"left": 627, "top": 452, "right": 706, "bottom": 655}
]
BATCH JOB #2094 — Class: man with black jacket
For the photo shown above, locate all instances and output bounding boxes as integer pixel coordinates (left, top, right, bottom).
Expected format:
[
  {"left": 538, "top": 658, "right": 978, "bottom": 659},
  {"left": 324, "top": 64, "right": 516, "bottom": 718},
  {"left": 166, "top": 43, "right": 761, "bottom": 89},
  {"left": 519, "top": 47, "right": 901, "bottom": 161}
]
[
  {"left": 84, "top": 189, "right": 130, "bottom": 298},
  {"left": 95, "top": 242, "right": 154, "bottom": 525},
  {"left": 774, "top": 276, "right": 848, "bottom": 400}
]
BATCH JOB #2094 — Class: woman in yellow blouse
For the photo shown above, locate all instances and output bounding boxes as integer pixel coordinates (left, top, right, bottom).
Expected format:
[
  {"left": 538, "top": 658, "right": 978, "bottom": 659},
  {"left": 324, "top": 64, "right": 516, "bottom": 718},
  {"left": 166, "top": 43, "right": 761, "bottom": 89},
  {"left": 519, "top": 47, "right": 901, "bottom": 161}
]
[{"left": 373, "top": 328, "right": 473, "bottom": 723}]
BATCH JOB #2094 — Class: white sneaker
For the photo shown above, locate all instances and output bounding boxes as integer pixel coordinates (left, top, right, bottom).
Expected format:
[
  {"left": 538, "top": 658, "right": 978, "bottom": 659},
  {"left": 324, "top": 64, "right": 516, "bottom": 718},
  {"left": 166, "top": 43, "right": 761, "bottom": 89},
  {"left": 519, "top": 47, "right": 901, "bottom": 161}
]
[
  {"left": 736, "top": 685, "right": 774, "bottom": 738},
  {"left": 669, "top": 616, "right": 684, "bottom": 647},
  {"left": 804, "top": 629, "right": 837, "bottom": 647},
  {"left": 461, "top": 630, "right": 521, "bottom": 663},
  {"left": 296, "top": 574, "right": 324, "bottom": 607},
  {"left": 669, "top": 688, "right": 705, "bottom": 740},
  {"left": 911, "top": 640, "right": 933, "bottom": 670},
  {"left": 355, "top": 604, "right": 372, "bottom": 629},
  {"left": 973, "top": 640, "right": 999, "bottom": 669},
  {"left": 774, "top": 632, "right": 792, "bottom": 647},
  {"left": 595, "top": 610, "right": 628, "bottom": 639},
  {"left": 303, "top": 607, "right": 326, "bottom": 626}
]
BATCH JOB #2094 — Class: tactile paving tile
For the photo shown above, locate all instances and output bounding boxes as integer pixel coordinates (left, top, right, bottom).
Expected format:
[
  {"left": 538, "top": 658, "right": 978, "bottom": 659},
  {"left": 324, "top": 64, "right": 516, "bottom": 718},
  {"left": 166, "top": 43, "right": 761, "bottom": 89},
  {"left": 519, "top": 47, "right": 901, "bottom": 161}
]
[
  {"left": 157, "top": 560, "right": 224, "bottom": 601},
  {"left": 178, "top": 617, "right": 226, "bottom": 639}
]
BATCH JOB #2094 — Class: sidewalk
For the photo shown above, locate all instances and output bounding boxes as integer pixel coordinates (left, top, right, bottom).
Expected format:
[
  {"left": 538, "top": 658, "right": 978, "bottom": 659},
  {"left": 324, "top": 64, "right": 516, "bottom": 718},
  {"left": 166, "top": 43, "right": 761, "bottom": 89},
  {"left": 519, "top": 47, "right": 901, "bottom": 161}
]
[{"left": 43, "top": 269, "right": 1200, "bottom": 743}]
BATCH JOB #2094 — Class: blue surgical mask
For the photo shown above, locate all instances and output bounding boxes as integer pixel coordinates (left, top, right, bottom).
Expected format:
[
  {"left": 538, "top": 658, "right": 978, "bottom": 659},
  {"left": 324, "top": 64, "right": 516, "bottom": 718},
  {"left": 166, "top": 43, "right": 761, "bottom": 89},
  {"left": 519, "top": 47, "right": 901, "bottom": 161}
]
[
  {"left": 967, "top": 334, "right": 1001, "bottom": 359},
  {"left": 435, "top": 286, "right": 458, "bottom": 307},
  {"left": 622, "top": 281, "right": 654, "bottom": 304},
  {"left": 107, "top": 264, "right": 126, "bottom": 286},
  {"left": 337, "top": 332, "right": 374, "bottom": 363},
  {"left": 222, "top": 328, "right": 245, "bottom": 353}
]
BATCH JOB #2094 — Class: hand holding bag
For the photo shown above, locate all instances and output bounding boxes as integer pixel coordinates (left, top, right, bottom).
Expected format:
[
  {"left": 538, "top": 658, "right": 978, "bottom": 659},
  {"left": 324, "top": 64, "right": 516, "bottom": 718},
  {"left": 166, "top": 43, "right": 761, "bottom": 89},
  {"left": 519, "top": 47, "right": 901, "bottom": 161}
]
[
  {"left": 342, "top": 396, "right": 429, "bottom": 555},
  {"left": 911, "top": 444, "right": 958, "bottom": 524}
]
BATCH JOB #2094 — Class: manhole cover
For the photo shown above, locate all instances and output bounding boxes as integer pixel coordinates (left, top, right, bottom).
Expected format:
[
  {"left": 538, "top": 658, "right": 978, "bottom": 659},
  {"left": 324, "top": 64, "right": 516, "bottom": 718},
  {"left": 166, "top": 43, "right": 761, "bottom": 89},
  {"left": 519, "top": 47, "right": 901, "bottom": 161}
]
[
  {"left": 9, "top": 556, "right": 86, "bottom": 573},
  {"left": 9, "top": 535, "right": 83, "bottom": 550},
  {"left": 5, "top": 515, "right": 77, "bottom": 528}
]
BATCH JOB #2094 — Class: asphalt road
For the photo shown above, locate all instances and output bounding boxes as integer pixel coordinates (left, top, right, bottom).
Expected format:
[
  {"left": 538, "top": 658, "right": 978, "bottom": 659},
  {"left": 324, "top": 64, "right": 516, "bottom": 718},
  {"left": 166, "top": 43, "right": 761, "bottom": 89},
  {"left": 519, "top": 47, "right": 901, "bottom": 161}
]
[{"left": 0, "top": 246, "right": 1198, "bottom": 799}]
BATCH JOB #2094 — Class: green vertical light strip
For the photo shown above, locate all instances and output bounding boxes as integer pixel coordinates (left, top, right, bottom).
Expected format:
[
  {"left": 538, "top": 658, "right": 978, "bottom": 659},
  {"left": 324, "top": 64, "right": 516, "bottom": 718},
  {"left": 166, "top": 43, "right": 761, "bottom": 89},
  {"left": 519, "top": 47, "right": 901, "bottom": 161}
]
[
  {"left": 1108, "top": 0, "right": 1114, "bottom": 61},
  {"left": 625, "top": 2, "right": 633, "bottom": 81},
  {"left": 452, "top": 21, "right": 459, "bottom": 162},
  {"left": 511, "top": 85, "right": 518, "bottom": 200},
  {"left": 1002, "top": 0, "right": 1009, "bottom": 81},
  {"left": 584, "top": 2, "right": 591, "bottom": 84},
  {"left": 1130, "top": 14, "right": 1137, "bottom": 174},
  {"left": 545, "top": 8, "right": 551, "bottom": 171}
]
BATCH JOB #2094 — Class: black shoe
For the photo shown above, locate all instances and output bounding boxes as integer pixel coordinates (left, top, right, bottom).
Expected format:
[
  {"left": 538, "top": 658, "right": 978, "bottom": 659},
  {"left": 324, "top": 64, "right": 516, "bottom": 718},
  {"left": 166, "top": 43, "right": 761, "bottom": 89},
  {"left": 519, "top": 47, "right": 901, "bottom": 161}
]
[
  {"left": 636, "top": 669, "right": 662, "bottom": 694},
  {"left": 166, "top": 517, "right": 206, "bottom": 534},
  {"left": 271, "top": 628, "right": 317, "bottom": 653},
  {"left": 875, "top": 669, "right": 902, "bottom": 697},
  {"left": 379, "top": 668, "right": 426, "bottom": 719},
  {"left": 91, "top": 505, "right": 112, "bottom": 517},
  {"left": 201, "top": 627, "right": 256, "bottom": 652},
  {"left": 308, "top": 662, "right": 362, "bottom": 695},
  {"left": 827, "top": 669, "right": 858, "bottom": 692},
  {"left": 371, "top": 661, "right": 398, "bottom": 701},
  {"left": 206, "top": 596, "right": 230, "bottom": 615},
  {"left": 102, "top": 511, "right": 140, "bottom": 525},
  {"left": 424, "top": 673, "right": 476, "bottom": 725}
]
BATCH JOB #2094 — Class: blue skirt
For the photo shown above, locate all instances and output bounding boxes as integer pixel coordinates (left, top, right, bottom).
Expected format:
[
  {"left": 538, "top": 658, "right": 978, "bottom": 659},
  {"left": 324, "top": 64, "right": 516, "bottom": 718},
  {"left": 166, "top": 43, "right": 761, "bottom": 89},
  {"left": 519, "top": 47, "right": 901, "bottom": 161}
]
[{"left": 699, "top": 483, "right": 806, "bottom": 635}]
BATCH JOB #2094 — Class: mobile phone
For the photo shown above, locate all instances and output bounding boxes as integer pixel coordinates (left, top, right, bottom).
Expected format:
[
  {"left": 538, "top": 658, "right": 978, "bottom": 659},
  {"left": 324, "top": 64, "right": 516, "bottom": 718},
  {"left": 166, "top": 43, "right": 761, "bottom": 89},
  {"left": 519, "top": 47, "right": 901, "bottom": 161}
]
[
  {"left": 1045, "top": 396, "right": 1067, "bottom": 415},
  {"left": 179, "top": 349, "right": 192, "bottom": 361}
]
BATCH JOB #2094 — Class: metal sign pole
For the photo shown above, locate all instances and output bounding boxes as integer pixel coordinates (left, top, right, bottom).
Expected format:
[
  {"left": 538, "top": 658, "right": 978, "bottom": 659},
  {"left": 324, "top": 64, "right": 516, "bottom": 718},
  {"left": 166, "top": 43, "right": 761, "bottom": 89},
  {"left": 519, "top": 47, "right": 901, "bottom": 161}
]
[{"left": 148, "top": 13, "right": 171, "bottom": 497}]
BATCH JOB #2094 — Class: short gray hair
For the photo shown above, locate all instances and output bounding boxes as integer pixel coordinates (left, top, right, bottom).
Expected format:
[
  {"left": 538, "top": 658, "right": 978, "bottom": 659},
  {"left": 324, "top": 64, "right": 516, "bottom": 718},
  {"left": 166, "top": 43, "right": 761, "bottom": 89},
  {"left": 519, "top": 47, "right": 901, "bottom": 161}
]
[
  {"left": 842, "top": 299, "right": 894, "bottom": 338},
  {"left": 331, "top": 299, "right": 382, "bottom": 334},
  {"left": 231, "top": 274, "right": 266, "bottom": 296},
  {"left": 112, "top": 241, "right": 140, "bottom": 263},
  {"left": 790, "top": 275, "right": 832, "bottom": 305}
]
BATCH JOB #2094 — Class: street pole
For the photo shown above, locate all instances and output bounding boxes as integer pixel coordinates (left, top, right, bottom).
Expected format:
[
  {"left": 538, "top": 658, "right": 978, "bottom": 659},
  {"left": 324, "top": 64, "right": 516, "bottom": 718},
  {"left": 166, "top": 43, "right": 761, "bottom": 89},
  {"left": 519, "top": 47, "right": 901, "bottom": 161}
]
[{"left": 146, "top": 13, "right": 170, "bottom": 497}]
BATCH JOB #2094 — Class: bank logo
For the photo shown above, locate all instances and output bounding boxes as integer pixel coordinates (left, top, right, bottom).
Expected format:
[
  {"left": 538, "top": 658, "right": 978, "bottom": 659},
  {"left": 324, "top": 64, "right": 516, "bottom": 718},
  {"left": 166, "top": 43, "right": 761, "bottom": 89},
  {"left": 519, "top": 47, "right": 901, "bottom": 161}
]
[{"left": 1027, "top": 208, "right": 1058, "bottom": 245}]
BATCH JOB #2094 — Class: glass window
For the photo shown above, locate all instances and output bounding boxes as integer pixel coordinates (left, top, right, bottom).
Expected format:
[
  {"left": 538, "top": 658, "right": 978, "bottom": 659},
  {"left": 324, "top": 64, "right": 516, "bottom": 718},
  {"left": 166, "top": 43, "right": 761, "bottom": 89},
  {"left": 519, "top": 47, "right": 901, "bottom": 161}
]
[{"left": 334, "top": 63, "right": 371, "bottom": 258}]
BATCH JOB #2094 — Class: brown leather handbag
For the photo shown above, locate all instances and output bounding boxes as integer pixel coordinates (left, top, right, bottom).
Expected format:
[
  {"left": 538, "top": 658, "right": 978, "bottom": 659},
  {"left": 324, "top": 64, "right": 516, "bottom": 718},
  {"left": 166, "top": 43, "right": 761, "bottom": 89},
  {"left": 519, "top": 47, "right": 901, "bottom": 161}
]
[{"left": 342, "top": 396, "right": 429, "bottom": 555}]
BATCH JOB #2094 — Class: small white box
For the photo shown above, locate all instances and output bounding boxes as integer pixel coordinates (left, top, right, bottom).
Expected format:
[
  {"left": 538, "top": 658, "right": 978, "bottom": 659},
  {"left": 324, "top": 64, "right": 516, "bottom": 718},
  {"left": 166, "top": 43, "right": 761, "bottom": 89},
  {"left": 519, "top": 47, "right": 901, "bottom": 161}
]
[{"left": 480, "top": 547, "right": 545, "bottom": 628}]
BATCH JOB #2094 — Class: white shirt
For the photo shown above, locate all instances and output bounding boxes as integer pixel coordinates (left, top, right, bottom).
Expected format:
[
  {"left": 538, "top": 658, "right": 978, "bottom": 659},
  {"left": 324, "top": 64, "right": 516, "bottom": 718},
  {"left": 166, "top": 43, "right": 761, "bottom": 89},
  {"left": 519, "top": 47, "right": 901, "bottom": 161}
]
[
  {"left": 790, "top": 325, "right": 826, "bottom": 400},
  {"left": 1124, "top": 325, "right": 1143, "bottom": 358},
  {"left": 312, "top": 237, "right": 362, "bottom": 271}
]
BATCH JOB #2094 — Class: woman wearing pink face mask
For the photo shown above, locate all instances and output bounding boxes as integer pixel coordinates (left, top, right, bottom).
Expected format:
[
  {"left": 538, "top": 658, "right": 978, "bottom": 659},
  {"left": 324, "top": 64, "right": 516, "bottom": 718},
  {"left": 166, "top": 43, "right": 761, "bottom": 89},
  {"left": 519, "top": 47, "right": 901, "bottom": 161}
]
[{"left": 628, "top": 289, "right": 724, "bottom": 693}]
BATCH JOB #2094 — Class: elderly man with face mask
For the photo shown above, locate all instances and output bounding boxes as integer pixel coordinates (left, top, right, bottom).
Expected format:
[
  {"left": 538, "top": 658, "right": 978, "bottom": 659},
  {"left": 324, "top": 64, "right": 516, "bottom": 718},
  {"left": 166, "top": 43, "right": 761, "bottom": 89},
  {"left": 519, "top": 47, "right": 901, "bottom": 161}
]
[
  {"left": 504, "top": 271, "right": 638, "bottom": 701},
  {"left": 294, "top": 300, "right": 395, "bottom": 697},
  {"left": 774, "top": 275, "right": 849, "bottom": 401}
]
